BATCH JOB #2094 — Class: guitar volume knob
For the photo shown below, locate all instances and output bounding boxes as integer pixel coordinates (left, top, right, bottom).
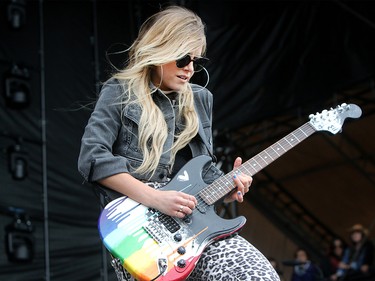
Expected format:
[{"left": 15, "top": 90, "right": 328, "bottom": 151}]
[
  {"left": 177, "top": 246, "right": 186, "bottom": 255},
  {"left": 177, "top": 259, "right": 186, "bottom": 268},
  {"left": 174, "top": 233, "right": 182, "bottom": 242}
]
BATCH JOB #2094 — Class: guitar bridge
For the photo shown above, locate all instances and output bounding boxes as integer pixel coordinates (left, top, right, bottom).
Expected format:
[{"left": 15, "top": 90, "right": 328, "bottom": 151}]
[{"left": 143, "top": 225, "right": 164, "bottom": 243}]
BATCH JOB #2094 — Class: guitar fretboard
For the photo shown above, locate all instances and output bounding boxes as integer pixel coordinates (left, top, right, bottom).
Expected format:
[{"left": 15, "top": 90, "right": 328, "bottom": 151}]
[{"left": 199, "top": 122, "right": 317, "bottom": 205}]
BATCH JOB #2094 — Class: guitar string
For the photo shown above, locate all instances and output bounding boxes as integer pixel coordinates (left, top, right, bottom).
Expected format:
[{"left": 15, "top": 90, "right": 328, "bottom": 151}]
[{"left": 179, "top": 122, "right": 316, "bottom": 218}]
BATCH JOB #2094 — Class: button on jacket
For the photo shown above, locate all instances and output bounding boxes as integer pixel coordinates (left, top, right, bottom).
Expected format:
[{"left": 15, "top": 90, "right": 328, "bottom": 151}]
[{"left": 78, "top": 78, "right": 223, "bottom": 185}]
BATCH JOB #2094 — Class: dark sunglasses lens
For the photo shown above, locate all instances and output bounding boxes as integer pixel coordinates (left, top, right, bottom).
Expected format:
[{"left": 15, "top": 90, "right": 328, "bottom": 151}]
[
  {"left": 176, "top": 55, "right": 208, "bottom": 71},
  {"left": 176, "top": 55, "right": 191, "bottom": 68}
]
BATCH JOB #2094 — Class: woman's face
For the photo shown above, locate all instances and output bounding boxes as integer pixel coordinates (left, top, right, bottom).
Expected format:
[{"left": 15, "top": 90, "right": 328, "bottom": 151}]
[
  {"left": 332, "top": 239, "right": 344, "bottom": 256},
  {"left": 351, "top": 231, "right": 363, "bottom": 243},
  {"left": 151, "top": 51, "right": 201, "bottom": 92}
]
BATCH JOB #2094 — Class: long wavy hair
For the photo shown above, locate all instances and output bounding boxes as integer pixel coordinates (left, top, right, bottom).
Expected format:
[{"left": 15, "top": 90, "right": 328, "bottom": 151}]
[{"left": 113, "top": 5, "right": 207, "bottom": 177}]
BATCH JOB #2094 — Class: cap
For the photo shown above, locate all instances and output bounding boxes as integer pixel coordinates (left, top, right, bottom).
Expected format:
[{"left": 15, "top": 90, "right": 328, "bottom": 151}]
[{"left": 348, "top": 224, "right": 369, "bottom": 237}]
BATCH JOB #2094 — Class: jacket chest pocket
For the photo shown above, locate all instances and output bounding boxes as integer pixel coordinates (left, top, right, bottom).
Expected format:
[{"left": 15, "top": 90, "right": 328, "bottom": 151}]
[{"left": 122, "top": 103, "right": 142, "bottom": 153}]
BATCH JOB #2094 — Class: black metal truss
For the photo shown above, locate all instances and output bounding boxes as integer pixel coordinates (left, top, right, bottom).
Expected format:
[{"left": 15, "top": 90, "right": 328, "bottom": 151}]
[{"left": 216, "top": 78, "right": 375, "bottom": 260}]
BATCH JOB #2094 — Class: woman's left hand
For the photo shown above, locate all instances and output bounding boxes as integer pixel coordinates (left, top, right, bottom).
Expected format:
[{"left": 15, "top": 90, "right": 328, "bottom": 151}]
[{"left": 224, "top": 157, "right": 253, "bottom": 203}]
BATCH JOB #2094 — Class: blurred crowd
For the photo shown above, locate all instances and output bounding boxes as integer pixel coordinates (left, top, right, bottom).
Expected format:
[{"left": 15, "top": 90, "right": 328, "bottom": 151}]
[{"left": 268, "top": 223, "right": 374, "bottom": 281}]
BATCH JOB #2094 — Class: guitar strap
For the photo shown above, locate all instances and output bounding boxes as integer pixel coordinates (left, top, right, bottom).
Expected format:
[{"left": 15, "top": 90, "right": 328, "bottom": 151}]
[{"left": 199, "top": 136, "right": 217, "bottom": 163}]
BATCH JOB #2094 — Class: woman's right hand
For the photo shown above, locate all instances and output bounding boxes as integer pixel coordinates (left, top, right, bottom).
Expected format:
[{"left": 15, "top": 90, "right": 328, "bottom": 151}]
[
  {"left": 98, "top": 173, "right": 198, "bottom": 218},
  {"left": 153, "top": 190, "right": 198, "bottom": 218}
]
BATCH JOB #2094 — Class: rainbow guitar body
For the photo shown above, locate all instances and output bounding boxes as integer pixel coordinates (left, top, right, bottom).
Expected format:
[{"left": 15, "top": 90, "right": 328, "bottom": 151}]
[
  {"left": 98, "top": 156, "right": 246, "bottom": 281},
  {"left": 98, "top": 103, "right": 362, "bottom": 281}
]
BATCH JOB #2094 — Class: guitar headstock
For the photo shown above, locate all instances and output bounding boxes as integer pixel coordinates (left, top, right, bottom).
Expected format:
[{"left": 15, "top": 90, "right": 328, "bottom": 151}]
[{"left": 309, "top": 103, "right": 362, "bottom": 134}]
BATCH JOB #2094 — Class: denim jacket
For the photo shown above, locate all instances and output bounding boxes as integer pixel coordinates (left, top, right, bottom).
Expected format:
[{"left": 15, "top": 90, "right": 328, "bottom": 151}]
[{"left": 78, "top": 78, "right": 223, "bottom": 184}]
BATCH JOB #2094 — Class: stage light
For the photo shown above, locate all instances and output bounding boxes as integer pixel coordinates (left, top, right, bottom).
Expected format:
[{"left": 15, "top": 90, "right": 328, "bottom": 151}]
[
  {"left": 3, "top": 64, "right": 31, "bottom": 110},
  {"left": 5, "top": 211, "right": 35, "bottom": 263},
  {"left": 7, "top": 0, "right": 26, "bottom": 29},
  {"left": 7, "top": 144, "right": 28, "bottom": 180}
]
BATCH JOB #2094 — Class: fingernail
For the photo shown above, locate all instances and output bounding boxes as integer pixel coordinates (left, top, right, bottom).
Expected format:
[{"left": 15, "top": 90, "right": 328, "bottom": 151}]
[
  {"left": 237, "top": 191, "right": 242, "bottom": 196},
  {"left": 233, "top": 174, "right": 237, "bottom": 179}
]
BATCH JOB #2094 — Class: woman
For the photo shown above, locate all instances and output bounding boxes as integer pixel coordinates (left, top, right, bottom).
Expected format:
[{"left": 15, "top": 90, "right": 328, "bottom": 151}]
[
  {"left": 334, "top": 224, "right": 374, "bottom": 280},
  {"left": 78, "top": 5, "right": 280, "bottom": 281},
  {"left": 321, "top": 238, "right": 346, "bottom": 280}
]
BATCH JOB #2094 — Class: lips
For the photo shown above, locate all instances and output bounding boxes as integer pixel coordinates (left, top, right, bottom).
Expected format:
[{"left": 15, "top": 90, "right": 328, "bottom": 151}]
[{"left": 177, "top": 75, "right": 189, "bottom": 81}]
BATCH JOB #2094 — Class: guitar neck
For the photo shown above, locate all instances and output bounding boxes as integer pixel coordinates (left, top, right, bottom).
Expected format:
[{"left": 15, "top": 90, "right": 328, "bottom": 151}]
[{"left": 200, "top": 122, "right": 317, "bottom": 205}]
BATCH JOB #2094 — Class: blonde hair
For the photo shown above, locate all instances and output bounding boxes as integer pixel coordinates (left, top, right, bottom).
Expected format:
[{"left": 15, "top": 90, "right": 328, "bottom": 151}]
[{"left": 113, "top": 5, "right": 207, "bottom": 177}]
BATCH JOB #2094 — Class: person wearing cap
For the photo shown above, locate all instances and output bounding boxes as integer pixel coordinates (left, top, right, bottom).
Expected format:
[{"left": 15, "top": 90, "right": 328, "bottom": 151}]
[{"left": 332, "top": 224, "right": 374, "bottom": 280}]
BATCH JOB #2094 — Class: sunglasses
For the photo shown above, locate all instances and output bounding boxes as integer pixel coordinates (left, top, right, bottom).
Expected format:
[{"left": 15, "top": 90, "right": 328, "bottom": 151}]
[{"left": 176, "top": 54, "right": 209, "bottom": 72}]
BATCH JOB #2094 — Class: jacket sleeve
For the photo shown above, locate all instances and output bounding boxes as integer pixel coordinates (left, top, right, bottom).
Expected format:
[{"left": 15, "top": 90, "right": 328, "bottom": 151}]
[
  {"left": 191, "top": 84, "right": 224, "bottom": 183},
  {"left": 191, "top": 84, "right": 214, "bottom": 154},
  {"left": 77, "top": 80, "right": 130, "bottom": 182}
]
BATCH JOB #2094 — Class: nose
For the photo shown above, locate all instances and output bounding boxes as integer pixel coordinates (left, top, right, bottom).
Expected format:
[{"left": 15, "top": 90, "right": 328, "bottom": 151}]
[{"left": 183, "top": 61, "right": 194, "bottom": 71}]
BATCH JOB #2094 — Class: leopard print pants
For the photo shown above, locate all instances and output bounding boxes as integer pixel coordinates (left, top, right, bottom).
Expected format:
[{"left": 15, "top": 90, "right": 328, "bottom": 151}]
[
  {"left": 186, "top": 235, "right": 280, "bottom": 281},
  {"left": 112, "top": 235, "right": 280, "bottom": 281},
  {"left": 111, "top": 182, "right": 280, "bottom": 281}
]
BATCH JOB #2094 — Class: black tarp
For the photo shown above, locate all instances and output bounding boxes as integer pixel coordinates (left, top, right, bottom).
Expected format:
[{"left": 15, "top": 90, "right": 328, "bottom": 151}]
[{"left": 1, "top": 1, "right": 374, "bottom": 280}]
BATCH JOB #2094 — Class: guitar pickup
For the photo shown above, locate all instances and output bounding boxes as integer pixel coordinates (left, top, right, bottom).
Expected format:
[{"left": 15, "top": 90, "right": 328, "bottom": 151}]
[{"left": 158, "top": 213, "right": 181, "bottom": 233}]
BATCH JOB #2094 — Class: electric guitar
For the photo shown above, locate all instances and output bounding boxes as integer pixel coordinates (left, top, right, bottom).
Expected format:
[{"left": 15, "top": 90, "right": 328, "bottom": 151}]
[{"left": 98, "top": 103, "right": 362, "bottom": 281}]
